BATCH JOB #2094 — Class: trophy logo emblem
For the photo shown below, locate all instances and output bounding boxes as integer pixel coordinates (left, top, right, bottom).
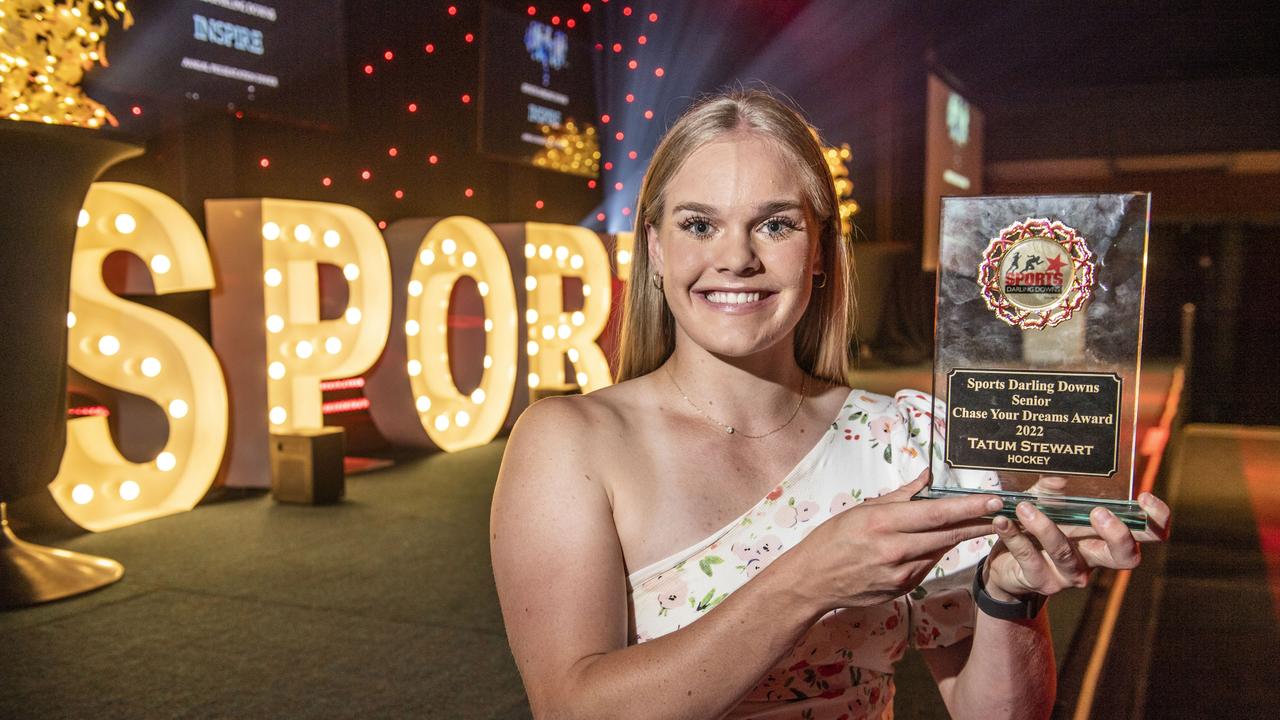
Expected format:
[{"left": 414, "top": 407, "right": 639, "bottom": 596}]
[{"left": 978, "top": 218, "right": 1096, "bottom": 329}]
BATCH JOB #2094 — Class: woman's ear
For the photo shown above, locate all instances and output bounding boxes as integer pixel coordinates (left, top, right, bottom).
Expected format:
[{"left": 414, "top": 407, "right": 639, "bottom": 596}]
[{"left": 646, "top": 223, "right": 662, "bottom": 275}]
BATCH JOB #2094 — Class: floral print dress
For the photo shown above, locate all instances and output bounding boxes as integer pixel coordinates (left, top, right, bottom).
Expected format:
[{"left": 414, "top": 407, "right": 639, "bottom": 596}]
[{"left": 626, "top": 389, "right": 999, "bottom": 720}]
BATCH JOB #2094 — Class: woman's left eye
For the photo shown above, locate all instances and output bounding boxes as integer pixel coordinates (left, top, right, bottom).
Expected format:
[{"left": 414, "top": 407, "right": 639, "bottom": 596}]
[{"left": 759, "top": 217, "right": 800, "bottom": 237}]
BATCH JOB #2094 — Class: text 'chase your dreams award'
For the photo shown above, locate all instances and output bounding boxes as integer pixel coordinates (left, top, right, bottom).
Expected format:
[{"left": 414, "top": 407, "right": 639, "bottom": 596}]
[{"left": 916, "top": 194, "right": 1151, "bottom": 530}]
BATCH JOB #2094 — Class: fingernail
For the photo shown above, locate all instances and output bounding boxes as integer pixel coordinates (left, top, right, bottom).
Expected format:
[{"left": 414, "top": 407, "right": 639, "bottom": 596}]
[
  {"left": 993, "top": 516, "right": 1012, "bottom": 531},
  {"left": 1017, "top": 502, "right": 1034, "bottom": 519},
  {"left": 986, "top": 498, "right": 1003, "bottom": 512}
]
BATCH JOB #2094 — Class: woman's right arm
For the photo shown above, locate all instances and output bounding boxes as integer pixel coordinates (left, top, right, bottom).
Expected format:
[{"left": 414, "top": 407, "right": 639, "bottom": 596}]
[{"left": 490, "top": 397, "right": 1001, "bottom": 720}]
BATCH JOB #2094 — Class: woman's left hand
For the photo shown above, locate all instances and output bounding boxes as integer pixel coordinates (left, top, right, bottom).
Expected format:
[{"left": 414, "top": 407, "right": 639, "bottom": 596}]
[{"left": 983, "top": 492, "right": 1172, "bottom": 601}]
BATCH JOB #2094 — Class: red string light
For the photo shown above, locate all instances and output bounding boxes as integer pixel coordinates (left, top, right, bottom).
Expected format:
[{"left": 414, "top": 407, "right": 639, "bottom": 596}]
[
  {"left": 627, "top": 59, "right": 637, "bottom": 70},
  {"left": 424, "top": 43, "right": 435, "bottom": 53},
  {"left": 361, "top": 169, "right": 372, "bottom": 180},
  {"left": 464, "top": 32, "right": 475, "bottom": 43},
  {"left": 527, "top": 5, "right": 536, "bottom": 16},
  {"left": 654, "top": 67, "right": 665, "bottom": 77},
  {"left": 622, "top": 207, "right": 632, "bottom": 216},
  {"left": 362, "top": 64, "right": 374, "bottom": 75},
  {"left": 388, "top": 147, "right": 398, "bottom": 157},
  {"left": 377, "top": 220, "right": 387, "bottom": 229},
  {"left": 408, "top": 102, "right": 418, "bottom": 112},
  {"left": 428, "top": 154, "right": 439, "bottom": 164},
  {"left": 587, "top": 179, "right": 597, "bottom": 188},
  {"left": 322, "top": 397, "right": 371, "bottom": 415},
  {"left": 567, "top": 18, "right": 576, "bottom": 28},
  {"left": 625, "top": 93, "right": 634, "bottom": 103},
  {"left": 394, "top": 189, "right": 404, "bottom": 199},
  {"left": 461, "top": 93, "right": 472, "bottom": 104},
  {"left": 614, "top": 181, "right": 623, "bottom": 190},
  {"left": 322, "top": 177, "right": 332, "bottom": 187},
  {"left": 644, "top": 109, "right": 654, "bottom": 119},
  {"left": 582, "top": 2, "right": 591, "bottom": 12},
  {"left": 596, "top": 212, "right": 606, "bottom": 221},
  {"left": 604, "top": 161, "right": 613, "bottom": 170},
  {"left": 601, "top": 113, "right": 610, "bottom": 123},
  {"left": 464, "top": 187, "right": 475, "bottom": 198},
  {"left": 551, "top": 15, "right": 560, "bottom": 25},
  {"left": 623, "top": 6, "right": 632, "bottom": 16},
  {"left": 130, "top": 105, "right": 142, "bottom": 116},
  {"left": 628, "top": 150, "right": 638, "bottom": 159},
  {"left": 649, "top": 12, "right": 658, "bottom": 22},
  {"left": 320, "top": 377, "right": 366, "bottom": 392},
  {"left": 67, "top": 405, "right": 109, "bottom": 418},
  {"left": 259, "top": 157, "right": 270, "bottom": 168},
  {"left": 535, "top": 200, "right": 545, "bottom": 209},
  {"left": 615, "top": 131, "right": 624, "bottom": 140},
  {"left": 611, "top": 42, "right": 622, "bottom": 53},
  {"left": 637, "top": 35, "right": 647, "bottom": 45},
  {"left": 447, "top": 5, "right": 457, "bottom": 16},
  {"left": 383, "top": 50, "right": 394, "bottom": 61}
]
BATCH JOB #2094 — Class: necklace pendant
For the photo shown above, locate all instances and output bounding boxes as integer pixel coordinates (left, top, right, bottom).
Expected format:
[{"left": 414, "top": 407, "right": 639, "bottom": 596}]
[{"left": 726, "top": 426, "right": 735, "bottom": 434}]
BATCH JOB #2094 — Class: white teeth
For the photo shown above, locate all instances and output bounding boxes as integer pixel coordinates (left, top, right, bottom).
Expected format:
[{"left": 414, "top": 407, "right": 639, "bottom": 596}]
[{"left": 706, "top": 291, "right": 762, "bottom": 305}]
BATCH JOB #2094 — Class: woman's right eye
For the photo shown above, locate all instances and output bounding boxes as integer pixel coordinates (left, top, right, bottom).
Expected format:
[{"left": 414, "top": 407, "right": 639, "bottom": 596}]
[{"left": 680, "top": 217, "right": 714, "bottom": 237}]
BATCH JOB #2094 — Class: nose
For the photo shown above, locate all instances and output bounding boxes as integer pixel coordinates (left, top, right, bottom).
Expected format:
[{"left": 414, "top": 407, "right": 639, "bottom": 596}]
[{"left": 713, "top": 227, "right": 763, "bottom": 276}]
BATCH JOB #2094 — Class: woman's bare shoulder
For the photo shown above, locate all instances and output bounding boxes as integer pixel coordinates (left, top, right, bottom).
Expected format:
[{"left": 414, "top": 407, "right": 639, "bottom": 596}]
[{"left": 506, "top": 376, "right": 656, "bottom": 454}]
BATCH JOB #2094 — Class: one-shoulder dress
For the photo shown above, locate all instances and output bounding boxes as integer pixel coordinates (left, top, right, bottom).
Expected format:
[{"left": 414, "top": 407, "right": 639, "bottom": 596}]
[{"left": 625, "top": 389, "right": 999, "bottom": 719}]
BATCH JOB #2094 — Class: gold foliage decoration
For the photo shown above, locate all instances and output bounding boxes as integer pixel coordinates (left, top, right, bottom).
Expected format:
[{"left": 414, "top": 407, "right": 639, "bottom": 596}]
[
  {"left": 0, "top": 0, "right": 132, "bottom": 128},
  {"left": 822, "top": 141, "right": 860, "bottom": 241},
  {"left": 531, "top": 119, "right": 600, "bottom": 178}
]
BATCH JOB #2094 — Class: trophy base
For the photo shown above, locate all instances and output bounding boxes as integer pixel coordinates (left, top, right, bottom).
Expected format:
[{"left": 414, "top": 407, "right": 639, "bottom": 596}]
[{"left": 913, "top": 487, "right": 1148, "bottom": 531}]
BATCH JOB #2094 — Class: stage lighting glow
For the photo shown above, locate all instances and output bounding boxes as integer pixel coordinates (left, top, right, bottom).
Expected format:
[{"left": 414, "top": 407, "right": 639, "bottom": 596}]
[{"left": 56, "top": 182, "right": 229, "bottom": 532}]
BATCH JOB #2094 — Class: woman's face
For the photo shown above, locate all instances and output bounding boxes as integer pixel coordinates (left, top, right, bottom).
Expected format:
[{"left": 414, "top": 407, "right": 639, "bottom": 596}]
[{"left": 649, "top": 132, "right": 823, "bottom": 359}]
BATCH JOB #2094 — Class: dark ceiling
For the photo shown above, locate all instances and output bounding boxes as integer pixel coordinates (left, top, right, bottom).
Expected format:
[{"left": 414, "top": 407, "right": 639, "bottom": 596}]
[{"left": 928, "top": 0, "right": 1280, "bottom": 99}]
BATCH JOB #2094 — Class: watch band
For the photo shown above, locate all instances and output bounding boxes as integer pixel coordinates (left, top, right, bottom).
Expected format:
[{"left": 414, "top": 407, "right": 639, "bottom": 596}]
[{"left": 972, "top": 556, "right": 1047, "bottom": 620}]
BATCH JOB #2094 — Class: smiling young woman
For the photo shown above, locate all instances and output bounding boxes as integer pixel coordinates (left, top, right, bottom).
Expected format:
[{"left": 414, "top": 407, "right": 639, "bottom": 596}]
[{"left": 489, "top": 89, "right": 1169, "bottom": 720}]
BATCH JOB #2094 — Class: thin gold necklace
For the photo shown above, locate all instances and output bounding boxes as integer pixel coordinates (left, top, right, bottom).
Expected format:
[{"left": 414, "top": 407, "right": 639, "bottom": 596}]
[{"left": 664, "top": 365, "right": 807, "bottom": 438}]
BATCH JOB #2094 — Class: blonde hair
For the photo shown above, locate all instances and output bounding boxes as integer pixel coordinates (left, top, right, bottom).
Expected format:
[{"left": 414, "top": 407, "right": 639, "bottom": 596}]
[{"left": 615, "top": 89, "right": 855, "bottom": 384}]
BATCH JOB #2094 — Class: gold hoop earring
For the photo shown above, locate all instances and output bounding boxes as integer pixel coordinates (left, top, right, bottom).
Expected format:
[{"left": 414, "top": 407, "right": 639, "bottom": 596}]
[
  {"left": 652, "top": 272, "right": 664, "bottom": 291},
  {"left": 813, "top": 272, "right": 827, "bottom": 289}
]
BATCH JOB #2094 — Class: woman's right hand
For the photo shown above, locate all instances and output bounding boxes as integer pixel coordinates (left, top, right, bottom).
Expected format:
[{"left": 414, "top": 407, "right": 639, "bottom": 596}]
[{"left": 788, "top": 472, "right": 1001, "bottom": 610}]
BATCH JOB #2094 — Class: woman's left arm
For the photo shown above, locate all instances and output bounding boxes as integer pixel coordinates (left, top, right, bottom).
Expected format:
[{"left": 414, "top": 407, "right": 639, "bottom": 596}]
[{"left": 922, "top": 491, "right": 1172, "bottom": 720}]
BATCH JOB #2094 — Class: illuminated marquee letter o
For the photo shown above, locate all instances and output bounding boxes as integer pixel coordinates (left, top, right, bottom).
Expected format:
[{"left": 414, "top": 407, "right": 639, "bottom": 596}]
[{"left": 408, "top": 216, "right": 518, "bottom": 451}]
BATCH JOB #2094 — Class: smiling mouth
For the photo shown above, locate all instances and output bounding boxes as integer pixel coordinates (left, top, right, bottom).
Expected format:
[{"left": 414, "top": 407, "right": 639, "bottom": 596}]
[{"left": 697, "top": 290, "right": 776, "bottom": 309}]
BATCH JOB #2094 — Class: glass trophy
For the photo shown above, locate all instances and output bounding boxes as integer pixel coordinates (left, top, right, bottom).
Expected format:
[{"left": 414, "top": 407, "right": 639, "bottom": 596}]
[{"left": 915, "top": 194, "right": 1150, "bottom": 530}]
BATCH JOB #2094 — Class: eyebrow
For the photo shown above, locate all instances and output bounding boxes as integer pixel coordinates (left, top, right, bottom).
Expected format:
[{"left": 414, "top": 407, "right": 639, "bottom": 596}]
[{"left": 671, "top": 200, "right": 805, "bottom": 216}]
